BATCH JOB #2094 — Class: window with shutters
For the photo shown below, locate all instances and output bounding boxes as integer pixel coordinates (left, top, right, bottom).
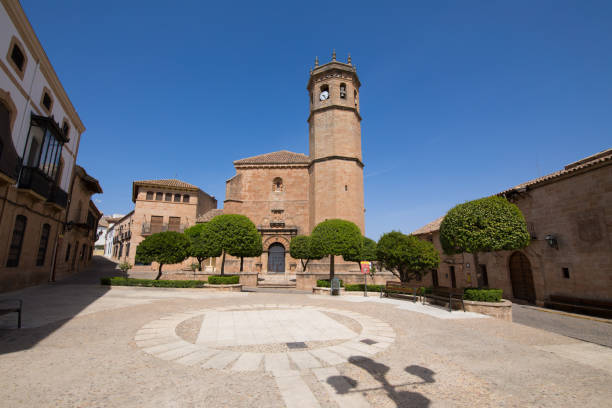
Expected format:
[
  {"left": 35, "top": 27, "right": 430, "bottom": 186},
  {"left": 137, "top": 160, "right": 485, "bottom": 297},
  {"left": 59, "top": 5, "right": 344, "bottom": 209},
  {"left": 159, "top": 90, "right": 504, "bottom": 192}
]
[
  {"left": 36, "top": 224, "right": 51, "bottom": 266},
  {"left": 150, "top": 215, "right": 163, "bottom": 234},
  {"left": 168, "top": 216, "right": 181, "bottom": 232},
  {"left": 7, "top": 215, "right": 27, "bottom": 267}
]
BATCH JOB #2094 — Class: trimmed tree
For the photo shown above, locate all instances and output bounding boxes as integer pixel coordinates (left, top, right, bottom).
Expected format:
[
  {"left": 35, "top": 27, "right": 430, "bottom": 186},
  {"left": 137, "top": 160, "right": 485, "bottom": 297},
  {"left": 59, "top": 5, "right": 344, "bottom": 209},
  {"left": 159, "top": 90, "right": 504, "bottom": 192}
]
[
  {"left": 290, "top": 235, "right": 324, "bottom": 271},
  {"left": 135, "top": 231, "right": 190, "bottom": 280},
  {"left": 377, "top": 231, "right": 440, "bottom": 283},
  {"left": 439, "top": 196, "right": 530, "bottom": 286},
  {"left": 344, "top": 236, "right": 378, "bottom": 272},
  {"left": 184, "top": 223, "right": 222, "bottom": 271},
  {"left": 310, "top": 219, "right": 362, "bottom": 280},
  {"left": 207, "top": 214, "right": 263, "bottom": 275}
]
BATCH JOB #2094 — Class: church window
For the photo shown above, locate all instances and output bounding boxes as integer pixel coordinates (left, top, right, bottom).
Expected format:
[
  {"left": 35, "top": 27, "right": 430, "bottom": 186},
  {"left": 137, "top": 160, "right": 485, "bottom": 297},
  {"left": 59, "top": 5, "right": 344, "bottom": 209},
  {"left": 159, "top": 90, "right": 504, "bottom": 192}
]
[
  {"left": 155, "top": 192, "right": 162, "bottom": 201},
  {"left": 273, "top": 177, "right": 283, "bottom": 192},
  {"left": 146, "top": 191, "right": 153, "bottom": 200},
  {"left": 340, "top": 83, "right": 346, "bottom": 99}
]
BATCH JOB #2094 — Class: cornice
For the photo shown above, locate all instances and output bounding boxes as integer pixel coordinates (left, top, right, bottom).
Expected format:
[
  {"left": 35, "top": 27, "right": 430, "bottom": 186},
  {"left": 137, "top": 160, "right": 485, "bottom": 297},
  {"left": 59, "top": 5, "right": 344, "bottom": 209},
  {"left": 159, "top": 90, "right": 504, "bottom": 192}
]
[
  {"left": 309, "top": 155, "right": 364, "bottom": 169},
  {"left": 234, "top": 163, "right": 310, "bottom": 170},
  {"left": 307, "top": 62, "right": 361, "bottom": 89},
  {"left": 307, "top": 104, "right": 362, "bottom": 122},
  {"left": 1, "top": 0, "right": 85, "bottom": 133}
]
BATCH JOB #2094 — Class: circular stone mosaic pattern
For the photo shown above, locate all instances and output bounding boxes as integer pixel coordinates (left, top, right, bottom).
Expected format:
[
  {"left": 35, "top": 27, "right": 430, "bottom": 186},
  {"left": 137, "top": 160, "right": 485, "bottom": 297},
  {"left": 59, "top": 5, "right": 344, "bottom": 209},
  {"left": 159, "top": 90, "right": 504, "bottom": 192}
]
[{"left": 134, "top": 304, "right": 395, "bottom": 372}]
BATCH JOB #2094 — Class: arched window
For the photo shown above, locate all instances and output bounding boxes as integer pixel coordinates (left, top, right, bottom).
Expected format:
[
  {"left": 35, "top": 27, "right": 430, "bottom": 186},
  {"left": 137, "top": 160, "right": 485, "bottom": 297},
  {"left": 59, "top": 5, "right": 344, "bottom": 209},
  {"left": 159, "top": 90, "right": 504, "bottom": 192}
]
[
  {"left": 7, "top": 215, "right": 27, "bottom": 267},
  {"left": 320, "top": 84, "right": 329, "bottom": 101},
  {"left": 273, "top": 177, "right": 283, "bottom": 192},
  {"left": 340, "top": 83, "right": 347, "bottom": 99}
]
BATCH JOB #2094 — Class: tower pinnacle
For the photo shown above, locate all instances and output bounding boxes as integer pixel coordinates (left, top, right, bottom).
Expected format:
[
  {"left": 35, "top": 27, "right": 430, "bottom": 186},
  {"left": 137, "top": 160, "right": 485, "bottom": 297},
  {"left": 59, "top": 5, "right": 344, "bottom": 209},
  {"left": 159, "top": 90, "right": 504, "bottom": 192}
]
[{"left": 332, "top": 49, "right": 336, "bottom": 61}]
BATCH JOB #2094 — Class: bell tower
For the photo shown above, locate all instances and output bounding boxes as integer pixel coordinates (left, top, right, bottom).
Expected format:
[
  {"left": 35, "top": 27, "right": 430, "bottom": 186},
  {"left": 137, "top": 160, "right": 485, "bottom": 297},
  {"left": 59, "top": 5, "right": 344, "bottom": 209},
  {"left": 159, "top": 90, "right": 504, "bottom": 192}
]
[{"left": 308, "top": 51, "right": 365, "bottom": 233}]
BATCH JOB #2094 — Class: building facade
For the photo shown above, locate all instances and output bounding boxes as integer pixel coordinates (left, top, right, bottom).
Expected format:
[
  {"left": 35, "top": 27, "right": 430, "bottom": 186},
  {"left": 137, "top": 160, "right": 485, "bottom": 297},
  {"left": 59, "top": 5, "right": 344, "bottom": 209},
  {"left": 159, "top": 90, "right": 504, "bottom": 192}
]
[
  {"left": 413, "top": 148, "right": 612, "bottom": 305},
  {"left": 110, "top": 179, "right": 217, "bottom": 266},
  {"left": 0, "top": 0, "right": 100, "bottom": 291},
  {"left": 223, "top": 53, "right": 365, "bottom": 274}
]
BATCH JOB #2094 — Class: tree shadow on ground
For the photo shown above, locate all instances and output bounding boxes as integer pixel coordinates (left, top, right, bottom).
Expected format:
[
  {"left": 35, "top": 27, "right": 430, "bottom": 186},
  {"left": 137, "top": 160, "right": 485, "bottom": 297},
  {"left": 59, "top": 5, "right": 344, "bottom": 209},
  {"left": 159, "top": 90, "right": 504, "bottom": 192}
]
[
  {"left": 327, "top": 356, "right": 434, "bottom": 408},
  {"left": 0, "top": 256, "right": 121, "bottom": 354}
]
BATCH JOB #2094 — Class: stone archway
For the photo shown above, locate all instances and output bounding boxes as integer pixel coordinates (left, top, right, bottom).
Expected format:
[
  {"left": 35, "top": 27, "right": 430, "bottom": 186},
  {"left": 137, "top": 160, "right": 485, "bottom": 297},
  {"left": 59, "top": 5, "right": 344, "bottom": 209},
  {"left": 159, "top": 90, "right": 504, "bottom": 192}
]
[
  {"left": 267, "top": 243, "right": 285, "bottom": 273},
  {"left": 509, "top": 252, "right": 536, "bottom": 303}
]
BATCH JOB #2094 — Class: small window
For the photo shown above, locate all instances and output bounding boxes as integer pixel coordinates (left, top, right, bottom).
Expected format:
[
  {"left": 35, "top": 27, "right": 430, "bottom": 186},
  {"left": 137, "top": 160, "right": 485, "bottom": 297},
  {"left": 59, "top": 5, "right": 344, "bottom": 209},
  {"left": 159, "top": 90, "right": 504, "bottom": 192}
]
[
  {"left": 174, "top": 194, "right": 181, "bottom": 202},
  {"left": 273, "top": 177, "right": 283, "bottom": 192},
  {"left": 165, "top": 193, "right": 172, "bottom": 201},
  {"left": 36, "top": 224, "right": 51, "bottom": 266},
  {"left": 7, "top": 215, "right": 27, "bottom": 267},
  {"left": 320, "top": 84, "right": 329, "bottom": 101},
  {"left": 61, "top": 120, "right": 70, "bottom": 138},
  {"left": 41, "top": 90, "right": 53, "bottom": 113},
  {"left": 126, "top": 243, "right": 130, "bottom": 257},
  {"left": 155, "top": 192, "right": 163, "bottom": 201},
  {"left": 340, "top": 83, "right": 346, "bottom": 99},
  {"left": 7, "top": 36, "right": 27, "bottom": 78},
  {"left": 354, "top": 90, "right": 358, "bottom": 107},
  {"left": 345, "top": 185, "right": 348, "bottom": 191},
  {"left": 183, "top": 194, "right": 190, "bottom": 203},
  {"left": 65, "top": 243, "right": 71, "bottom": 262},
  {"left": 562, "top": 267, "right": 570, "bottom": 279},
  {"left": 146, "top": 191, "right": 153, "bottom": 200}
]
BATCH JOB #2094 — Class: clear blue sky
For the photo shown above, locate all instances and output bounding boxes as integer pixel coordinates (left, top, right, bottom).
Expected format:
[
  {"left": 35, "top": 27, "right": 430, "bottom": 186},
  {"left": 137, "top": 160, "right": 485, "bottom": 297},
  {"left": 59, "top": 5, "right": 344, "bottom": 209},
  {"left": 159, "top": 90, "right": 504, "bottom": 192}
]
[{"left": 22, "top": 0, "right": 612, "bottom": 239}]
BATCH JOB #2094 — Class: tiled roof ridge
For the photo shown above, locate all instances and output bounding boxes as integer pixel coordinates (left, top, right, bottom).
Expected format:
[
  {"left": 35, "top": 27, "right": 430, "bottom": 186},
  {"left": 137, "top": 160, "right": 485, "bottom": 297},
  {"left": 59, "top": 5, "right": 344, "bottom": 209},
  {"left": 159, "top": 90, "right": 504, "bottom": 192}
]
[
  {"left": 133, "top": 179, "right": 199, "bottom": 189},
  {"left": 234, "top": 150, "right": 309, "bottom": 165}
]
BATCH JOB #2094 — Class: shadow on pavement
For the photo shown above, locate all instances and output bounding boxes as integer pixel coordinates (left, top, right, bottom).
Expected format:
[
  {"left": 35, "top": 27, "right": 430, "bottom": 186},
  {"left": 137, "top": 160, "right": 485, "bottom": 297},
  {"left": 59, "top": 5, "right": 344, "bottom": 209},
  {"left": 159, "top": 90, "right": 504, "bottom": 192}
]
[
  {"left": 0, "top": 256, "right": 121, "bottom": 354},
  {"left": 327, "top": 355, "right": 433, "bottom": 407}
]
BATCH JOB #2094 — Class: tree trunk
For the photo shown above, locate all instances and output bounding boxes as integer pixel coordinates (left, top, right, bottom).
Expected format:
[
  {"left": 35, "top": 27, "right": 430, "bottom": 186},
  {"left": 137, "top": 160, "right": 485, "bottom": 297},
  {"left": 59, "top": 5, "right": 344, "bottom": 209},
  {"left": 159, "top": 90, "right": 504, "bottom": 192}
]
[
  {"left": 330, "top": 255, "right": 335, "bottom": 280},
  {"left": 155, "top": 264, "right": 163, "bottom": 280},
  {"left": 220, "top": 251, "right": 226, "bottom": 276},
  {"left": 198, "top": 258, "right": 203, "bottom": 271},
  {"left": 472, "top": 252, "right": 479, "bottom": 287},
  {"left": 240, "top": 256, "right": 244, "bottom": 272},
  {"left": 303, "top": 259, "right": 310, "bottom": 272}
]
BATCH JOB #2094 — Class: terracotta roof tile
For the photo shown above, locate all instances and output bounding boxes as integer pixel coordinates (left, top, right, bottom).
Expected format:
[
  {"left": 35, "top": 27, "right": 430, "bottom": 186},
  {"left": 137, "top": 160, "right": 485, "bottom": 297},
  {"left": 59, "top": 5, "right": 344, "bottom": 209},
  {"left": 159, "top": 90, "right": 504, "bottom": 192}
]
[
  {"left": 234, "top": 150, "right": 309, "bottom": 165},
  {"left": 133, "top": 179, "right": 199, "bottom": 189},
  {"left": 412, "top": 216, "right": 444, "bottom": 235},
  {"left": 196, "top": 208, "right": 224, "bottom": 223}
]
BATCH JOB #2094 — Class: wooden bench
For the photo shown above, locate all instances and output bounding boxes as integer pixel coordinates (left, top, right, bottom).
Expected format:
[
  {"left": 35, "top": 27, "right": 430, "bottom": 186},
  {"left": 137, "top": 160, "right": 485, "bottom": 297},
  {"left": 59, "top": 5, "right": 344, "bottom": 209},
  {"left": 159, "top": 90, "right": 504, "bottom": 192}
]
[
  {"left": 382, "top": 282, "right": 419, "bottom": 302},
  {"left": 422, "top": 287, "right": 465, "bottom": 312},
  {"left": 0, "top": 299, "right": 22, "bottom": 328}
]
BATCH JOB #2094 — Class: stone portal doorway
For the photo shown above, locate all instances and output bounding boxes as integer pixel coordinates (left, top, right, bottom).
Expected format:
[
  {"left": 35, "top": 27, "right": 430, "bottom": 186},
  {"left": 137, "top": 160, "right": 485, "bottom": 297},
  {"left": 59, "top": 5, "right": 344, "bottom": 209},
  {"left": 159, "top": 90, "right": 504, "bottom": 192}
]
[
  {"left": 267, "top": 243, "right": 285, "bottom": 273},
  {"left": 509, "top": 252, "right": 536, "bottom": 303}
]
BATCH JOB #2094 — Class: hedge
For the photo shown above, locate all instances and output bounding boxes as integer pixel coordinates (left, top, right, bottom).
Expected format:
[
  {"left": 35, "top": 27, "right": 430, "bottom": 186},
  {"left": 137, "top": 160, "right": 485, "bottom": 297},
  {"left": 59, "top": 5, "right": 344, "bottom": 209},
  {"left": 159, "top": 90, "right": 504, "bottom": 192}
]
[
  {"left": 344, "top": 284, "right": 384, "bottom": 292},
  {"left": 316, "top": 279, "right": 344, "bottom": 288},
  {"left": 100, "top": 277, "right": 206, "bottom": 288},
  {"left": 208, "top": 275, "right": 240, "bottom": 285},
  {"left": 463, "top": 288, "right": 503, "bottom": 302}
]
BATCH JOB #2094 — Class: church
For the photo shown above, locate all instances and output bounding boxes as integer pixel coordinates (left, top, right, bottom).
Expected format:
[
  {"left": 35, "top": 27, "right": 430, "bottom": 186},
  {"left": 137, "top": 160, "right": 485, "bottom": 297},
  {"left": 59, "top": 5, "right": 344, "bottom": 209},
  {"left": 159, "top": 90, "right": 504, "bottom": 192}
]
[
  {"left": 111, "top": 53, "right": 368, "bottom": 277},
  {"left": 223, "top": 52, "right": 365, "bottom": 274}
]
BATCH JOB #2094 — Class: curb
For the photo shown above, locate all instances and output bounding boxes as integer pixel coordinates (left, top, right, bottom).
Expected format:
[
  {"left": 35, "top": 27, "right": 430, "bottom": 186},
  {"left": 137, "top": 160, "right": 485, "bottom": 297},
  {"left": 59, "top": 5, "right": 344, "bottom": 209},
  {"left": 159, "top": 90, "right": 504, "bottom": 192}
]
[{"left": 517, "top": 304, "right": 612, "bottom": 324}]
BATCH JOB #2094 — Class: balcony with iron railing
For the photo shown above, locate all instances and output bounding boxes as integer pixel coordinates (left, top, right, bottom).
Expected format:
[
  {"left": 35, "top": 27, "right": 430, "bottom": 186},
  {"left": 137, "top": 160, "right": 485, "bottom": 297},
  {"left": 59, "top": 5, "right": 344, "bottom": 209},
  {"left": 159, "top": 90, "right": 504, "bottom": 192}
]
[
  {"left": 18, "top": 166, "right": 54, "bottom": 200},
  {"left": 47, "top": 184, "right": 69, "bottom": 208},
  {"left": 141, "top": 222, "right": 187, "bottom": 235}
]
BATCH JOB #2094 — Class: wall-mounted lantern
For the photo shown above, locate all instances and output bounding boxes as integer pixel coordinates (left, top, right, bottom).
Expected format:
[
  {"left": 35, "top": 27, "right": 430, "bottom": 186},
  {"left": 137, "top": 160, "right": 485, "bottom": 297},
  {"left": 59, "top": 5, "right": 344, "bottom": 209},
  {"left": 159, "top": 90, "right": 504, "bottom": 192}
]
[{"left": 544, "top": 234, "right": 558, "bottom": 249}]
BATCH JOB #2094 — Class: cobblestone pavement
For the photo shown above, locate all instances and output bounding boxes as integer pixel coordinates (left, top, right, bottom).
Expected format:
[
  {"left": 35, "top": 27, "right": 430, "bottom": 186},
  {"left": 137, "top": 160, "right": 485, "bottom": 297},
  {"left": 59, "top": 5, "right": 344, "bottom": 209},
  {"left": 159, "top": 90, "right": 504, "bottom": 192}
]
[
  {"left": 512, "top": 304, "right": 612, "bottom": 347},
  {"left": 0, "top": 258, "right": 611, "bottom": 407}
]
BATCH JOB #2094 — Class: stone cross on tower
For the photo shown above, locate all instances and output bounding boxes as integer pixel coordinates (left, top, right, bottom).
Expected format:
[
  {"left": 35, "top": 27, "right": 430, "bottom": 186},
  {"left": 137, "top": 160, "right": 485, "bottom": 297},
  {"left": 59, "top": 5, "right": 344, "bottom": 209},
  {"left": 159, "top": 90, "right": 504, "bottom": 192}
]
[{"left": 307, "top": 52, "right": 365, "bottom": 233}]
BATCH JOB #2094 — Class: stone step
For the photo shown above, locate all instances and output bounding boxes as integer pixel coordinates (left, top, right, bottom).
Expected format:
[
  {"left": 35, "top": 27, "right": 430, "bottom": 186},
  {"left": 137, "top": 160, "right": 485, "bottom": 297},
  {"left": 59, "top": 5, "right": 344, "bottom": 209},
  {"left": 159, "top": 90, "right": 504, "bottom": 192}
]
[{"left": 257, "top": 283, "right": 297, "bottom": 288}]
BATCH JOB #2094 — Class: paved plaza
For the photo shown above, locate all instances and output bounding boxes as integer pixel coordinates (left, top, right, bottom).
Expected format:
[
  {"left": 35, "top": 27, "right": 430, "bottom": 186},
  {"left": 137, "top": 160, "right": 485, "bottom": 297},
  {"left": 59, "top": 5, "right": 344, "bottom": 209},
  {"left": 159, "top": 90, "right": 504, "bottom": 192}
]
[{"left": 0, "top": 258, "right": 611, "bottom": 407}]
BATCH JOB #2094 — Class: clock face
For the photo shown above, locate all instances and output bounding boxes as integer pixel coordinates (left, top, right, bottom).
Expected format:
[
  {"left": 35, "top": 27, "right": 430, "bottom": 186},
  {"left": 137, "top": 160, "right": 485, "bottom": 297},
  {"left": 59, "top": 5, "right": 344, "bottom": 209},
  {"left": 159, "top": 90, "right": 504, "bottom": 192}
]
[{"left": 319, "top": 91, "right": 329, "bottom": 101}]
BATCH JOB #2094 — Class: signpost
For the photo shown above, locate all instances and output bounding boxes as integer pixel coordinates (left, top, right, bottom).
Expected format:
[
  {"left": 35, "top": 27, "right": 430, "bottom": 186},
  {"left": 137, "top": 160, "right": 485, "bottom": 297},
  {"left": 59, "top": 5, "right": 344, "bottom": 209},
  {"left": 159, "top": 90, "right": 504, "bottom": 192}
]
[{"left": 360, "top": 261, "right": 371, "bottom": 297}]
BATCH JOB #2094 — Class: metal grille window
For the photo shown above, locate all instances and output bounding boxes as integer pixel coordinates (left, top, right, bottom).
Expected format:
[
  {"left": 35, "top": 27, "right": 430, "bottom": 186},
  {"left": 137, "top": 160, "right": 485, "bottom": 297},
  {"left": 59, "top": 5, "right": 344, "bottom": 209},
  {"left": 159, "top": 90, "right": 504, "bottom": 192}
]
[
  {"left": 36, "top": 223, "right": 51, "bottom": 266},
  {"left": 7, "top": 215, "right": 27, "bottom": 267}
]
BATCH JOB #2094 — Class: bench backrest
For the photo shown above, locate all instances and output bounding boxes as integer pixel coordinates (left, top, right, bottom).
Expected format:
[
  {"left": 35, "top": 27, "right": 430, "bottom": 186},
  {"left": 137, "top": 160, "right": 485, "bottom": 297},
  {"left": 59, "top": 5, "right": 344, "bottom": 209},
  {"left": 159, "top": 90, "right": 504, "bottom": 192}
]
[
  {"left": 433, "top": 287, "right": 463, "bottom": 296},
  {"left": 386, "top": 282, "right": 417, "bottom": 291}
]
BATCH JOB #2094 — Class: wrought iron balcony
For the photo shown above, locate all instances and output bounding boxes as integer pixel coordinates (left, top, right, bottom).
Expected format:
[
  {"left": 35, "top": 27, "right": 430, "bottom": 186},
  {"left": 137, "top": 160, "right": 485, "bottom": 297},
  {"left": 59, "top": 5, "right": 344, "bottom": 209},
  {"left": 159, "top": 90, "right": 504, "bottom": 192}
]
[
  {"left": 18, "top": 166, "right": 53, "bottom": 199},
  {"left": 47, "top": 185, "right": 68, "bottom": 208}
]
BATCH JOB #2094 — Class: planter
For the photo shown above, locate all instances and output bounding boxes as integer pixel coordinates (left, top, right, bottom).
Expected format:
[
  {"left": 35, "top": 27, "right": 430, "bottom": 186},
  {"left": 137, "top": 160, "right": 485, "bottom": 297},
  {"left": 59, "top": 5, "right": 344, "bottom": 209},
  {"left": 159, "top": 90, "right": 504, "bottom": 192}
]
[
  {"left": 464, "top": 299, "right": 513, "bottom": 321},
  {"left": 203, "top": 283, "right": 243, "bottom": 292},
  {"left": 312, "top": 286, "right": 346, "bottom": 296}
]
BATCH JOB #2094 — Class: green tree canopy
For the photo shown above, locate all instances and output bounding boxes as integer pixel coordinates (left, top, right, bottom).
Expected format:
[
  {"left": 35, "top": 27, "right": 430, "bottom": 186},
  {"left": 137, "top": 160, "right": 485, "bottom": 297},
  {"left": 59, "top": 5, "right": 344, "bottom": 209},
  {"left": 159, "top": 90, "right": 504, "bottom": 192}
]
[
  {"left": 439, "top": 196, "right": 530, "bottom": 287},
  {"left": 376, "top": 231, "right": 440, "bottom": 283},
  {"left": 135, "top": 231, "right": 190, "bottom": 280},
  {"left": 289, "top": 235, "right": 324, "bottom": 271},
  {"left": 311, "top": 219, "right": 362, "bottom": 279},
  {"left": 207, "top": 214, "right": 262, "bottom": 274},
  {"left": 344, "top": 236, "right": 378, "bottom": 272},
  {"left": 184, "top": 223, "right": 222, "bottom": 271},
  {"left": 439, "top": 196, "right": 530, "bottom": 255}
]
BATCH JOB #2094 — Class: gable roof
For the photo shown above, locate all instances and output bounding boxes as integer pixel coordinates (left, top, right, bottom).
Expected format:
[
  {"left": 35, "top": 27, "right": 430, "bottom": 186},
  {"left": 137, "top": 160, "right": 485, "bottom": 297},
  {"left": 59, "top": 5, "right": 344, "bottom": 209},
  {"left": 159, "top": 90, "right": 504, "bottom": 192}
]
[
  {"left": 234, "top": 150, "right": 309, "bottom": 166},
  {"left": 412, "top": 216, "right": 444, "bottom": 235},
  {"left": 132, "top": 179, "right": 200, "bottom": 202}
]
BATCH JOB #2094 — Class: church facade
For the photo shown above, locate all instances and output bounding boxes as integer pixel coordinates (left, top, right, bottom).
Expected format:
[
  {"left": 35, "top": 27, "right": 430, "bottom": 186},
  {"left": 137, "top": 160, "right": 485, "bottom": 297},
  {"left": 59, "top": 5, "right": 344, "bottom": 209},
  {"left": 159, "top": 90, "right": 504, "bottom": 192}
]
[{"left": 223, "top": 54, "right": 365, "bottom": 274}]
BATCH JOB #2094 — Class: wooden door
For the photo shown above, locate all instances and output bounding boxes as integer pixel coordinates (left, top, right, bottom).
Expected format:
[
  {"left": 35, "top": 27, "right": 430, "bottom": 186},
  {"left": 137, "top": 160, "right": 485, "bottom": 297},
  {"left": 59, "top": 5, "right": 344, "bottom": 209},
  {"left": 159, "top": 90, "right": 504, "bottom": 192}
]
[
  {"left": 267, "top": 243, "right": 285, "bottom": 273},
  {"left": 509, "top": 252, "right": 536, "bottom": 303},
  {"left": 150, "top": 216, "right": 163, "bottom": 234}
]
